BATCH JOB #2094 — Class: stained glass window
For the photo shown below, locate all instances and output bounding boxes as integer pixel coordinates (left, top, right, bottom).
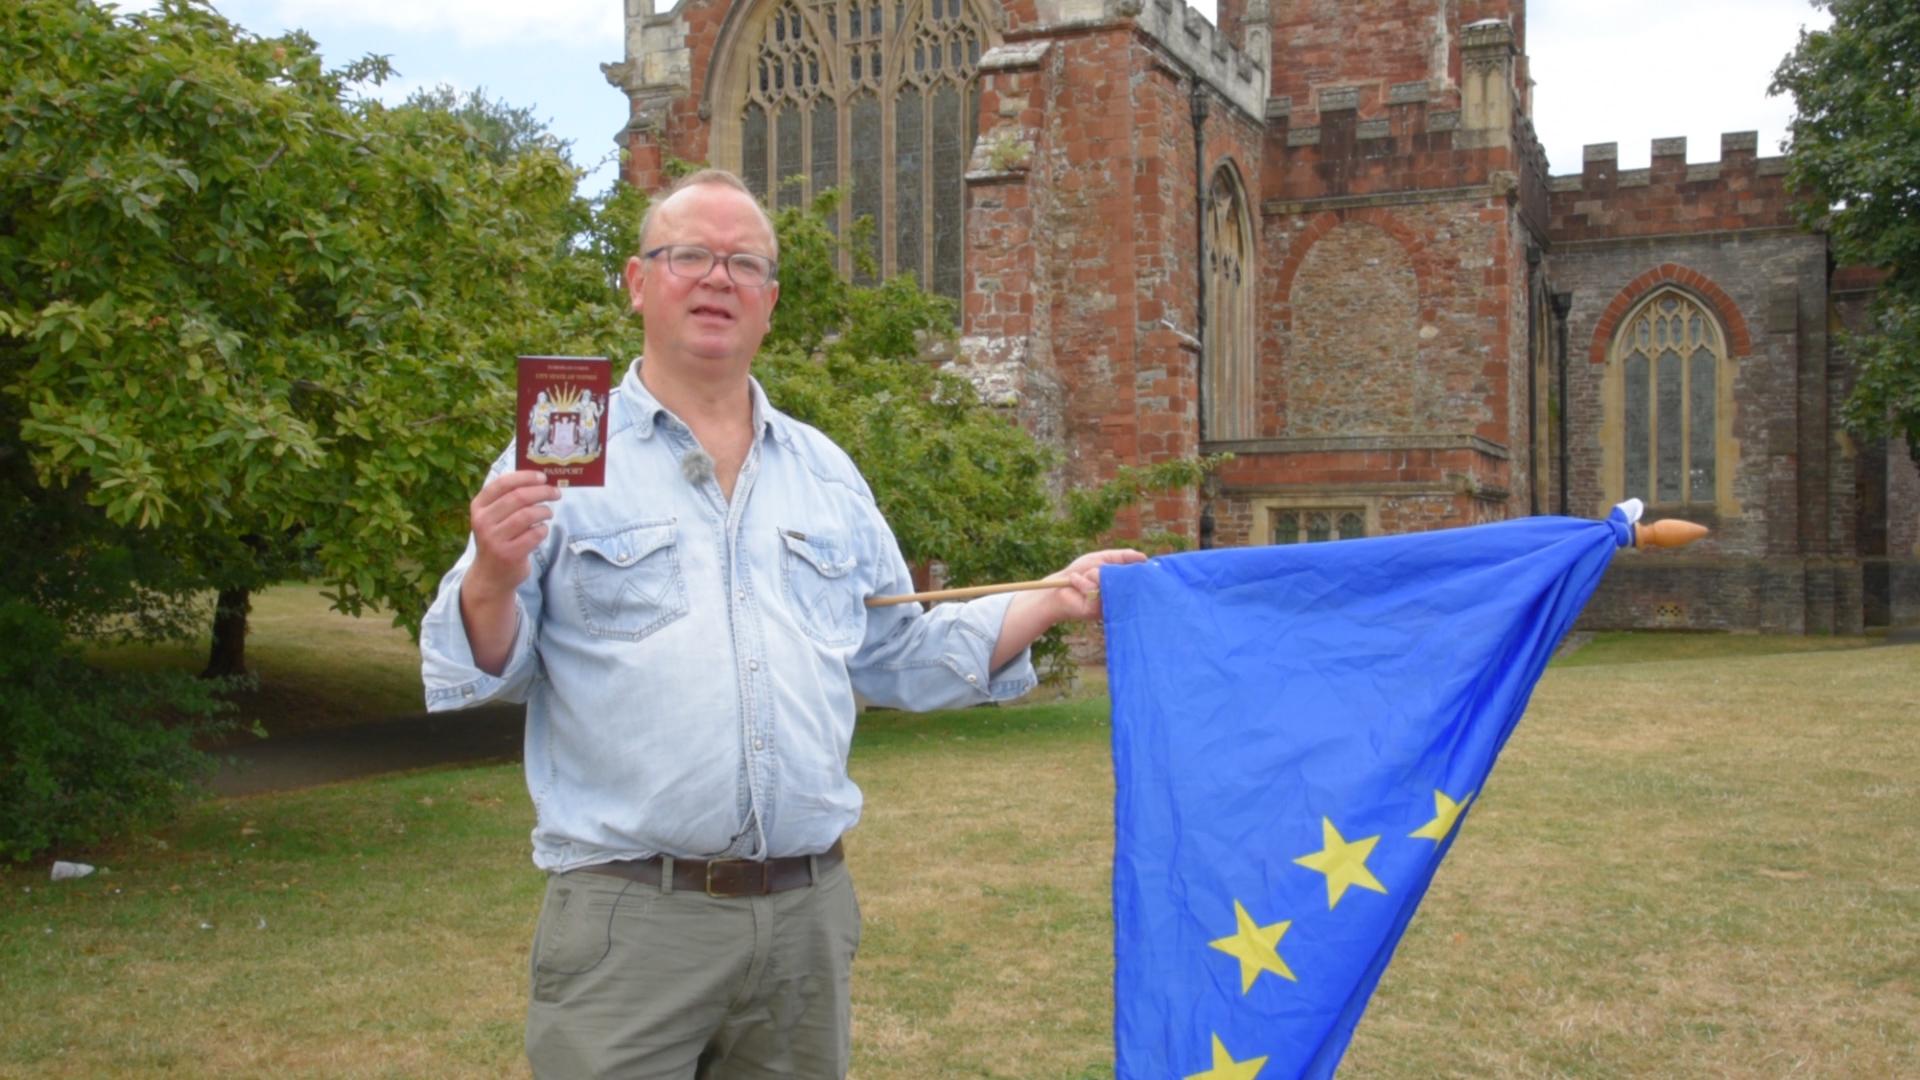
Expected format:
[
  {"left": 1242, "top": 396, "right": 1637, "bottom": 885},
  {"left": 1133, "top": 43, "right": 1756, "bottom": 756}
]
[
  {"left": 725, "top": 0, "right": 991, "bottom": 308},
  {"left": 1203, "top": 164, "right": 1256, "bottom": 440},
  {"left": 1612, "top": 288, "right": 1728, "bottom": 507},
  {"left": 894, "top": 86, "right": 924, "bottom": 281}
]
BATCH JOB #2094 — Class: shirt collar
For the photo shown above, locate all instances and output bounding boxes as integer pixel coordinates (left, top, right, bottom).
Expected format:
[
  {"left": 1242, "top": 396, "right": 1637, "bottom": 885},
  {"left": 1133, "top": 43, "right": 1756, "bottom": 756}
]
[{"left": 617, "top": 357, "right": 786, "bottom": 444}]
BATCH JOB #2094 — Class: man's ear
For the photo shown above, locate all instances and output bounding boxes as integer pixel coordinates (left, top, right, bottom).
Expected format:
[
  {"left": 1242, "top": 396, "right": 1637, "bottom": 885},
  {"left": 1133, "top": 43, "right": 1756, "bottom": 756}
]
[
  {"left": 624, "top": 256, "right": 646, "bottom": 315},
  {"left": 766, "top": 282, "right": 779, "bottom": 329}
]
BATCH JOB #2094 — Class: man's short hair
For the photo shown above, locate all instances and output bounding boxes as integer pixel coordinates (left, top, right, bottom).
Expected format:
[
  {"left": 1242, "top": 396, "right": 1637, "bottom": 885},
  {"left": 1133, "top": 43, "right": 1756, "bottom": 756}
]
[{"left": 638, "top": 168, "right": 780, "bottom": 263}]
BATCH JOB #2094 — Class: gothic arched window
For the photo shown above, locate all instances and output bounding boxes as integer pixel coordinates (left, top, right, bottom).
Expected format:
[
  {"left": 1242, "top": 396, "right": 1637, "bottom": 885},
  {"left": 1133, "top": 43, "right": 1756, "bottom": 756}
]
[
  {"left": 1203, "top": 163, "right": 1256, "bottom": 440},
  {"left": 1611, "top": 288, "right": 1728, "bottom": 507},
  {"left": 715, "top": 0, "right": 991, "bottom": 303}
]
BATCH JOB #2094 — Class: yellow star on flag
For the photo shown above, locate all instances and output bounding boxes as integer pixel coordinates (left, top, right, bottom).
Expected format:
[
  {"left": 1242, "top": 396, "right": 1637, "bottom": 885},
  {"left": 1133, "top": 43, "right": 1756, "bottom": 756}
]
[
  {"left": 1208, "top": 899, "right": 1296, "bottom": 993},
  {"left": 1410, "top": 788, "right": 1474, "bottom": 841},
  {"left": 1293, "top": 816, "right": 1387, "bottom": 909},
  {"left": 1183, "top": 1033, "right": 1268, "bottom": 1080}
]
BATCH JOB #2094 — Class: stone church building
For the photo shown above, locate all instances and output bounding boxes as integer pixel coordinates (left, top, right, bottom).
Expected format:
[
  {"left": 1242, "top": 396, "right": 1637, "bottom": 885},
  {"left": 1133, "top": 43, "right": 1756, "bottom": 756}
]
[{"left": 604, "top": 0, "right": 1919, "bottom": 632}]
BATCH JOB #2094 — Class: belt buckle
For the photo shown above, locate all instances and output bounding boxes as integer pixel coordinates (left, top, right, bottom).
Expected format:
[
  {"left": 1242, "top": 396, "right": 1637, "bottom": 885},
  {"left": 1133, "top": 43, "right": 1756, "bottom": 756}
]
[{"left": 705, "top": 858, "right": 769, "bottom": 897}]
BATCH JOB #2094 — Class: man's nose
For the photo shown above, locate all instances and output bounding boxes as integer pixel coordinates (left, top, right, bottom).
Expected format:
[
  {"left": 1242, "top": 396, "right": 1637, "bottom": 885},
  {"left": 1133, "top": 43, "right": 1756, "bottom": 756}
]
[{"left": 697, "top": 258, "right": 734, "bottom": 288}]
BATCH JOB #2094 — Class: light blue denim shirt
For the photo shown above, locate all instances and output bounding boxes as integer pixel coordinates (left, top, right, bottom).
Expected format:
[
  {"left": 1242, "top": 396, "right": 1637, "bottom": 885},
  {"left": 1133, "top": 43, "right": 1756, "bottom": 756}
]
[{"left": 420, "top": 361, "right": 1037, "bottom": 872}]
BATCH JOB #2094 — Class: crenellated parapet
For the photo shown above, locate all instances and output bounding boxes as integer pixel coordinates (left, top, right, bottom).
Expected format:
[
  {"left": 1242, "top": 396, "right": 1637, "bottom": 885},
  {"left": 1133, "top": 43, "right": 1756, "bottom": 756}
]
[
  {"left": 1262, "top": 15, "right": 1544, "bottom": 212},
  {"left": 1022, "top": 0, "right": 1268, "bottom": 118},
  {"left": 1548, "top": 132, "right": 1798, "bottom": 242},
  {"left": 1131, "top": 0, "right": 1266, "bottom": 117}
]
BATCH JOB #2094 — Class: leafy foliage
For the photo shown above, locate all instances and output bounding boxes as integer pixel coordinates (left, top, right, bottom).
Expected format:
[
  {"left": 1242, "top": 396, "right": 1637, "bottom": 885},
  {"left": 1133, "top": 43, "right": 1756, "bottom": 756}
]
[
  {"left": 0, "top": 601, "right": 240, "bottom": 863},
  {"left": 1772, "top": 0, "right": 1920, "bottom": 458},
  {"left": 0, "top": 0, "right": 623, "bottom": 855},
  {"left": 399, "top": 83, "right": 570, "bottom": 166},
  {"left": 1, "top": 0, "right": 629, "bottom": 644}
]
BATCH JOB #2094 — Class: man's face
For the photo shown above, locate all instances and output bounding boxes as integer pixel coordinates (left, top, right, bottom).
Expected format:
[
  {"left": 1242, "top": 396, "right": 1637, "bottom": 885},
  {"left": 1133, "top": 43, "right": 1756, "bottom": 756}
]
[{"left": 624, "top": 184, "right": 780, "bottom": 374}]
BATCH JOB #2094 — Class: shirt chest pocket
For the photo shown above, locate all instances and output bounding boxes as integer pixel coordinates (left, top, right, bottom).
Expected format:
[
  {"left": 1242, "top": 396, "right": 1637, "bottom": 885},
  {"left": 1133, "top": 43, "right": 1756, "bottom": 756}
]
[
  {"left": 779, "top": 529, "right": 866, "bottom": 648},
  {"left": 568, "top": 522, "right": 689, "bottom": 641}
]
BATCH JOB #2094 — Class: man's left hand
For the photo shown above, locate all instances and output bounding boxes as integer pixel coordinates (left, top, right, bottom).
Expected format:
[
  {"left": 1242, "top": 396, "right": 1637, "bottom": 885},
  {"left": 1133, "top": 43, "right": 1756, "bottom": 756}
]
[{"left": 1040, "top": 548, "right": 1148, "bottom": 623}]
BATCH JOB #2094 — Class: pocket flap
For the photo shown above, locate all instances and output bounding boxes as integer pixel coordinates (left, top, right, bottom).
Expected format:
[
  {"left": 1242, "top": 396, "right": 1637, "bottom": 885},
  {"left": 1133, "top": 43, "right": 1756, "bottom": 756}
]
[
  {"left": 570, "top": 523, "right": 676, "bottom": 568},
  {"left": 780, "top": 529, "right": 856, "bottom": 578}
]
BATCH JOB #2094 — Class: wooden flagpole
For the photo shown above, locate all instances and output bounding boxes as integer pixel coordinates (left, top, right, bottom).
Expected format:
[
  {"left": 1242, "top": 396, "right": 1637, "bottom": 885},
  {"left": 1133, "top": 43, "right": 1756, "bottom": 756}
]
[{"left": 866, "top": 519, "right": 1710, "bottom": 608}]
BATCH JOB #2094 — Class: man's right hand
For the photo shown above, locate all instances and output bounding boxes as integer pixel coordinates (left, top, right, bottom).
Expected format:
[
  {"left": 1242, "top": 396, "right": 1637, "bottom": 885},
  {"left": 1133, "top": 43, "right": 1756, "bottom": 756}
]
[
  {"left": 466, "top": 470, "right": 562, "bottom": 597},
  {"left": 460, "top": 470, "right": 560, "bottom": 674}
]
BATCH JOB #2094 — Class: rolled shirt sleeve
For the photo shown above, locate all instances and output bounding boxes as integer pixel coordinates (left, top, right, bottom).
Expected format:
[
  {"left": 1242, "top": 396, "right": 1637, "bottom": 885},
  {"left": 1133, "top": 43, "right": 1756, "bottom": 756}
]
[
  {"left": 420, "top": 456, "right": 549, "bottom": 711},
  {"left": 846, "top": 506, "right": 1039, "bottom": 710}
]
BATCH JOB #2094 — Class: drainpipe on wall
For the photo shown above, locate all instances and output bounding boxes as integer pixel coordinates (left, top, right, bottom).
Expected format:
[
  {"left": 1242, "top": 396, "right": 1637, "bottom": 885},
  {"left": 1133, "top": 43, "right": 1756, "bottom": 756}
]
[
  {"left": 1191, "top": 81, "right": 1211, "bottom": 441},
  {"left": 1552, "top": 291, "right": 1574, "bottom": 517},
  {"left": 1192, "top": 81, "right": 1213, "bottom": 546},
  {"left": 1526, "top": 245, "right": 1542, "bottom": 517}
]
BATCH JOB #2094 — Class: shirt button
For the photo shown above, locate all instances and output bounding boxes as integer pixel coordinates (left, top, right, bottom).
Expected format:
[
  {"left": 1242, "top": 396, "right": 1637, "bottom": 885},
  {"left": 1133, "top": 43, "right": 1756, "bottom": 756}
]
[
  {"left": 966, "top": 674, "right": 979, "bottom": 685},
  {"left": 748, "top": 659, "right": 760, "bottom": 671},
  {"left": 754, "top": 738, "right": 765, "bottom": 751},
  {"left": 736, "top": 590, "right": 747, "bottom": 602}
]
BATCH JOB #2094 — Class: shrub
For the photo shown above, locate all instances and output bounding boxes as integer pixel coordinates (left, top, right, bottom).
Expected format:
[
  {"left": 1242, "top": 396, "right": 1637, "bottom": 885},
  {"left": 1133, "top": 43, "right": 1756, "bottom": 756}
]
[{"left": 0, "top": 603, "right": 239, "bottom": 863}]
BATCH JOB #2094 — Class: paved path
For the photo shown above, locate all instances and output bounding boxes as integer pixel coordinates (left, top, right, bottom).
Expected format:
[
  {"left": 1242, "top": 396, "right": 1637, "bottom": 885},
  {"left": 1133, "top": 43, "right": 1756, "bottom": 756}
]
[{"left": 210, "top": 704, "right": 523, "bottom": 797}]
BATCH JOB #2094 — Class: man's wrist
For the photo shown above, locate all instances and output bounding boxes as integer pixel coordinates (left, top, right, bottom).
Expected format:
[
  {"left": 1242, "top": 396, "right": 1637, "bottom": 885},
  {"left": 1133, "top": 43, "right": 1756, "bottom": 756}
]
[{"left": 461, "top": 562, "right": 521, "bottom": 607}]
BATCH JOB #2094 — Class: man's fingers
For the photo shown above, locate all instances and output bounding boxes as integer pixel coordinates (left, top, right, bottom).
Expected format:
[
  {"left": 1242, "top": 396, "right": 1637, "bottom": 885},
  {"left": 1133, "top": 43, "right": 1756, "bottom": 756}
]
[
  {"left": 490, "top": 502, "right": 554, "bottom": 540},
  {"left": 496, "top": 521, "right": 550, "bottom": 558},
  {"left": 474, "top": 477, "right": 560, "bottom": 531},
  {"left": 466, "top": 471, "right": 560, "bottom": 595},
  {"left": 473, "top": 470, "right": 559, "bottom": 514}
]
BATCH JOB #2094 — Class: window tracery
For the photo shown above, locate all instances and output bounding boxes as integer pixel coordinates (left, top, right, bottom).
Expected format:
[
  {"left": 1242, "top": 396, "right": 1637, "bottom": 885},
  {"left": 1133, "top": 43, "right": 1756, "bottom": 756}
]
[
  {"left": 729, "top": 0, "right": 990, "bottom": 301},
  {"left": 1612, "top": 289, "right": 1727, "bottom": 507}
]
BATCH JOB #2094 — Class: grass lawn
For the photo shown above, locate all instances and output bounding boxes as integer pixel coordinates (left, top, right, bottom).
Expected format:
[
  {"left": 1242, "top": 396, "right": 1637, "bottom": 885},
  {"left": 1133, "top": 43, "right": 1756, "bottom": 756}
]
[
  {"left": 6, "top": 629, "right": 1915, "bottom": 1077},
  {"left": 87, "top": 586, "right": 430, "bottom": 739}
]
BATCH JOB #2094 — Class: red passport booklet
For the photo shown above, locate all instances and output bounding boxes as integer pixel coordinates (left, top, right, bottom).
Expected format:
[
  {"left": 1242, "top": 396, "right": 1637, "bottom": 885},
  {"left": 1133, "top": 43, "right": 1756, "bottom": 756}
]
[{"left": 516, "top": 356, "right": 612, "bottom": 487}]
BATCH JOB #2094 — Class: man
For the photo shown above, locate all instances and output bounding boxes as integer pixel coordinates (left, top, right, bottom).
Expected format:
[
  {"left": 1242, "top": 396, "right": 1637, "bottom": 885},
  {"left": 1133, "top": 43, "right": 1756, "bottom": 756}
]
[{"left": 420, "top": 168, "right": 1138, "bottom": 1078}]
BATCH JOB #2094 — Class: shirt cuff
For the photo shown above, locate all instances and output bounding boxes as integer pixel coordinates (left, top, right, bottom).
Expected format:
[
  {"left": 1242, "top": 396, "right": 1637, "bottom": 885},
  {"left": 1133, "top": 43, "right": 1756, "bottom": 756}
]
[
  {"left": 944, "top": 593, "right": 1038, "bottom": 703},
  {"left": 421, "top": 582, "right": 533, "bottom": 710}
]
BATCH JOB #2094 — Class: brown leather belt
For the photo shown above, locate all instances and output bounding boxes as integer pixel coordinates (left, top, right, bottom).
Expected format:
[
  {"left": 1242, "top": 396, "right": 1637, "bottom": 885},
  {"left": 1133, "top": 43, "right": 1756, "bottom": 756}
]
[{"left": 583, "top": 839, "right": 844, "bottom": 898}]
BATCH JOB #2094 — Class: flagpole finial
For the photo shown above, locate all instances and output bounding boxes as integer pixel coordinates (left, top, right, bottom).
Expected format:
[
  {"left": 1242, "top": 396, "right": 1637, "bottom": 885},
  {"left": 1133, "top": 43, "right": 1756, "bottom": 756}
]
[{"left": 1633, "top": 519, "right": 1709, "bottom": 549}]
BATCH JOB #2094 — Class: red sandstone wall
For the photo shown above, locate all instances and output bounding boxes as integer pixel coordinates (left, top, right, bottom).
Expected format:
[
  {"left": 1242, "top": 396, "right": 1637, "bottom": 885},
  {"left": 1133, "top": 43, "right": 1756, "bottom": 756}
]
[{"left": 1267, "top": 0, "right": 1467, "bottom": 115}]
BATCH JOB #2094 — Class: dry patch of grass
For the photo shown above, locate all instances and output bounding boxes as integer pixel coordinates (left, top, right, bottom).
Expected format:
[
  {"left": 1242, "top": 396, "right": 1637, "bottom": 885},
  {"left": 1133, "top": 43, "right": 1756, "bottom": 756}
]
[
  {"left": 1345, "top": 642, "right": 1920, "bottom": 1079},
  {"left": 6, "top": 639, "right": 1915, "bottom": 1077}
]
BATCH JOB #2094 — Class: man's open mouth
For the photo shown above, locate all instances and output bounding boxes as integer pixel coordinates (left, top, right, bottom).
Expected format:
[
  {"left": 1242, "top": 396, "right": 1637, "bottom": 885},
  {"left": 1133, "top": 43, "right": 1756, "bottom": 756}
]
[{"left": 690, "top": 305, "right": 735, "bottom": 321}]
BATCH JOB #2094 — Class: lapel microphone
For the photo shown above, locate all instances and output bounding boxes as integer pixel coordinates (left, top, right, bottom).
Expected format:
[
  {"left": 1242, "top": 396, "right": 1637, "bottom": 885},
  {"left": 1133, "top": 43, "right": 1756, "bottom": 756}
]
[{"left": 681, "top": 448, "right": 715, "bottom": 488}]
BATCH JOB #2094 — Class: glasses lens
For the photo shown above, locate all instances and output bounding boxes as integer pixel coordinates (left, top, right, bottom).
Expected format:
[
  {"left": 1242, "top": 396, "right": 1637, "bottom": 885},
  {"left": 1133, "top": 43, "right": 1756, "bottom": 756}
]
[
  {"left": 727, "top": 255, "right": 773, "bottom": 286},
  {"left": 668, "top": 247, "right": 715, "bottom": 277}
]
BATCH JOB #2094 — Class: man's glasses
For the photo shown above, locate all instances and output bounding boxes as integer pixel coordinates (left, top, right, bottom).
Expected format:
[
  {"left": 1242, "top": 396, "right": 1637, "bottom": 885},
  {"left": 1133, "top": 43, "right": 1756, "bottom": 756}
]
[{"left": 643, "top": 245, "right": 777, "bottom": 287}]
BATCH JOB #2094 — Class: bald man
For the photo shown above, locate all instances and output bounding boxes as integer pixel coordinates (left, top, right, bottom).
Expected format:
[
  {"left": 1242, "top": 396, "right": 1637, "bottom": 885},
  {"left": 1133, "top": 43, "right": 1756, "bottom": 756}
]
[{"left": 421, "top": 168, "right": 1137, "bottom": 1078}]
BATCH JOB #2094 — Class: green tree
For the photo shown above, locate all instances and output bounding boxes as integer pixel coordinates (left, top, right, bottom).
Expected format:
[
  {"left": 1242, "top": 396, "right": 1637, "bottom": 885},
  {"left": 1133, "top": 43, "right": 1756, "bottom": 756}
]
[
  {"left": 1, "top": 0, "right": 625, "bottom": 676},
  {"left": 1772, "top": 0, "right": 1920, "bottom": 460},
  {"left": 0, "top": 0, "right": 628, "bottom": 858},
  {"left": 400, "top": 83, "right": 568, "bottom": 166}
]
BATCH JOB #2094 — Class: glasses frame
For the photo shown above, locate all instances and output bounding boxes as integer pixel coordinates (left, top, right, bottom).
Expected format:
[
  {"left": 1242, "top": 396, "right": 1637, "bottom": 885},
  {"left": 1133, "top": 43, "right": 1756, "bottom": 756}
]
[{"left": 642, "top": 245, "right": 778, "bottom": 287}]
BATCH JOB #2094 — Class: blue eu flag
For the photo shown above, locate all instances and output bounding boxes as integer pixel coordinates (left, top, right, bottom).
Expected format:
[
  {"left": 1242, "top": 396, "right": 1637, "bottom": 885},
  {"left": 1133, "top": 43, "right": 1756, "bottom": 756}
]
[{"left": 1102, "top": 507, "right": 1638, "bottom": 1079}]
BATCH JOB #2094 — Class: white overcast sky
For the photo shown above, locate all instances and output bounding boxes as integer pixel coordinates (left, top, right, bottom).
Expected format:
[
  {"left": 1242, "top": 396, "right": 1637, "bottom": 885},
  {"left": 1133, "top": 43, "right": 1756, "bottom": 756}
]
[{"left": 164, "top": 0, "right": 1831, "bottom": 190}]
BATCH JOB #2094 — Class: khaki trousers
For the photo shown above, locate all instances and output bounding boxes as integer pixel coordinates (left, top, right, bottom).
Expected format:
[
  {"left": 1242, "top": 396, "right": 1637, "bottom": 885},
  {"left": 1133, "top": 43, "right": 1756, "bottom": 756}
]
[{"left": 525, "top": 858, "right": 860, "bottom": 1079}]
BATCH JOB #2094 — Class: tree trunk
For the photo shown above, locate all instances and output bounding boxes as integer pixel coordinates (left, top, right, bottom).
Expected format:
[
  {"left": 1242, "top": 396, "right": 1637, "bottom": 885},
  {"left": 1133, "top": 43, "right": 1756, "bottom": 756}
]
[{"left": 202, "top": 586, "right": 251, "bottom": 678}]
